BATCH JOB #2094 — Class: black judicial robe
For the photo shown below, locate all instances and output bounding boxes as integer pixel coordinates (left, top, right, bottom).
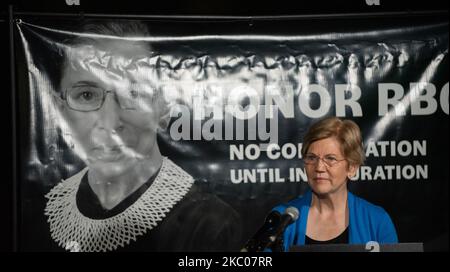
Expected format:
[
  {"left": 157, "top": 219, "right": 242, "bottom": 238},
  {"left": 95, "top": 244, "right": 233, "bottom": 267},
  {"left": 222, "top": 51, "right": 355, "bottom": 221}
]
[{"left": 23, "top": 171, "right": 243, "bottom": 252}]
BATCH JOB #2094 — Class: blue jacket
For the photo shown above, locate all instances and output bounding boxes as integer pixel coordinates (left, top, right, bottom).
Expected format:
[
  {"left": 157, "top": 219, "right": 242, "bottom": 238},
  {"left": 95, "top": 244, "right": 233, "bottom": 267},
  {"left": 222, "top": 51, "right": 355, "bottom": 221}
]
[{"left": 273, "top": 189, "right": 398, "bottom": 251}]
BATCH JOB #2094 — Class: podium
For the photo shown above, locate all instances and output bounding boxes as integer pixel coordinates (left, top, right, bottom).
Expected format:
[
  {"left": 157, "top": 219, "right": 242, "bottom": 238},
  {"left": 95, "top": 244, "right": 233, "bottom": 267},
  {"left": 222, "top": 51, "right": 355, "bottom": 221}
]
[{"left": 290, "top": 243, "right": 424, "bottom": 252}]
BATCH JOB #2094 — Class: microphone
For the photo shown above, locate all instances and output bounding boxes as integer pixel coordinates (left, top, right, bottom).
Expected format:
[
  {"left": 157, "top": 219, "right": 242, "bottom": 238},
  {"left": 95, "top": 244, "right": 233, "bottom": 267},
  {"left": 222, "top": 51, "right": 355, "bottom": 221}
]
[
  {"left": 267, "top": 207, "right": 299, "bottom": 245},
  {"left": 241, "top": 210, "right": 281, "bottom": 252},
  {"left": 242, "top": 206, "right": 299, "bottom": 252}
]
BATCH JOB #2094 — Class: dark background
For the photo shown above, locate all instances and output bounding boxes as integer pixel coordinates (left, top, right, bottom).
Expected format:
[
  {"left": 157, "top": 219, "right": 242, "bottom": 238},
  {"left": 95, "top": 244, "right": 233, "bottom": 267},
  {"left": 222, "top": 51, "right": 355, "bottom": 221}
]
[
  {"left": 2, "top": 0, "right": 449, "bottom": 252},
  {"left": 2, "top": 0, "right": 447, "bottom": 16}
]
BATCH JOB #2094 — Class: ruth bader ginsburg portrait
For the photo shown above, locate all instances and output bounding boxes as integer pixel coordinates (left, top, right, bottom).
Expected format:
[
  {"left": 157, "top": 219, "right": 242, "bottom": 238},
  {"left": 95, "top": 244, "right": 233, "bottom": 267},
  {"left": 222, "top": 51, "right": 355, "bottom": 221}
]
[{"left": 17, "top": 20, "right": 243, "bottom": 252}]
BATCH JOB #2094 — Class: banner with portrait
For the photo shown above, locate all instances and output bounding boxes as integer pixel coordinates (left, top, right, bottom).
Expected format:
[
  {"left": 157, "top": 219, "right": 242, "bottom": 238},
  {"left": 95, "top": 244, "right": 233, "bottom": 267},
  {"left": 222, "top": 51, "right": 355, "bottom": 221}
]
[{"left": 14, "top": 15, "right": 448, "bottom": 251}]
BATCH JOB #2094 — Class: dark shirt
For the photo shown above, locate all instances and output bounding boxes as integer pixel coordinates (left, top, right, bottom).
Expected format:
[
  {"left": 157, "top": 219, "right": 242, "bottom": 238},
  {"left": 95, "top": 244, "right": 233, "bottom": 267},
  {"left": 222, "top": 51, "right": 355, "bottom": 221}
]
[
  {"left": 76, "top": 167, "right": 161, "bottom": 219},
  {"left": 305, "top": 227, "right": 349, "bottom": 245}
]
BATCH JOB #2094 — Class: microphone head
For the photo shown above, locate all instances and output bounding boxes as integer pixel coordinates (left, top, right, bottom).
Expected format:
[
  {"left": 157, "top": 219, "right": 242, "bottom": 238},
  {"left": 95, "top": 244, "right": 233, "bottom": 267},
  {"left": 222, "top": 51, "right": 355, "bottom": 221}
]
[{"left": 285, "top": 206, "right": 300, "bottom": 221}]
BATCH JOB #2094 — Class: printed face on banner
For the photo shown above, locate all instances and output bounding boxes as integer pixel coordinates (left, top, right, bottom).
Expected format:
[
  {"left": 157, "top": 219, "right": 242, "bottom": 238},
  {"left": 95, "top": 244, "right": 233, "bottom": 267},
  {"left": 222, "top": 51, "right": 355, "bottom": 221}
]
[{"left": 57, "top": 41, "right": 167, "bottom": 180}]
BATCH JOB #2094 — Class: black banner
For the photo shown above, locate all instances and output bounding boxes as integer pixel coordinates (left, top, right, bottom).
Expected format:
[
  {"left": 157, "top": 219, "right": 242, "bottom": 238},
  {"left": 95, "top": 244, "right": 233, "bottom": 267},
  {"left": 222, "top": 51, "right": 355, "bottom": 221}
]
[{"left": 13, "top": 12, "right": 448, "bottom": 251}]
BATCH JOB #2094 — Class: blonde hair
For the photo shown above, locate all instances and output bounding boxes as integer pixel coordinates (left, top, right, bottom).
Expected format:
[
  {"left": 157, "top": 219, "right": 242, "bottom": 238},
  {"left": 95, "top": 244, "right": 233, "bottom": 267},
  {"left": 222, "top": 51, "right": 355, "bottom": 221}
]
[{"left": 301, "top": 117, "right": 365, "bottom": 166}]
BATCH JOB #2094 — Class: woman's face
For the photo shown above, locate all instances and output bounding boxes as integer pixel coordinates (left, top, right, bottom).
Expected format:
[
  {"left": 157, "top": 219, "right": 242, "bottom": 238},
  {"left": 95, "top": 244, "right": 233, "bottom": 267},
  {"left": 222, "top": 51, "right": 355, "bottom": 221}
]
[
  {"left": 59, "top": 41, "right": 164, "bottom": 179},
  {"left": 305, "top": 137, "right": 357, "bottom": 196}
]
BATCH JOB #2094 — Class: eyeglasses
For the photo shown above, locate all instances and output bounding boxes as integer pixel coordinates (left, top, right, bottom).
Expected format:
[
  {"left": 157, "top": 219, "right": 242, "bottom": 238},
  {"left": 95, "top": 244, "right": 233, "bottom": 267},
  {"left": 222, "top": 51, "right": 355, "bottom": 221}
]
[
  {"left": 62, "top": 83, "right": 155, "bottom": 112},
  {"left": 303, "top": 154, "right": 346, "bottom": 168}
]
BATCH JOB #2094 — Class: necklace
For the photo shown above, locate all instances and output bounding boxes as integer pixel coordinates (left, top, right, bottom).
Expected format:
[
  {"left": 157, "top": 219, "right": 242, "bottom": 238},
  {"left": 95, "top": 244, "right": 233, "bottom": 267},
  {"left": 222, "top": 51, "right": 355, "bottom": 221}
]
[{"left": 44, "top": 157, "right": 194, "bottom": 252}]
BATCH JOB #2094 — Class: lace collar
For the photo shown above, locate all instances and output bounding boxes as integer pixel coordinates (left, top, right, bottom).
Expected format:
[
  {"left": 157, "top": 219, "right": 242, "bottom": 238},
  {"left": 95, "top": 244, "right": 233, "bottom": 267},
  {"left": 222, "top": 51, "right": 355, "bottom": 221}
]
[{"left": 45, "top": 157, "right": 194, "bottom": 252}]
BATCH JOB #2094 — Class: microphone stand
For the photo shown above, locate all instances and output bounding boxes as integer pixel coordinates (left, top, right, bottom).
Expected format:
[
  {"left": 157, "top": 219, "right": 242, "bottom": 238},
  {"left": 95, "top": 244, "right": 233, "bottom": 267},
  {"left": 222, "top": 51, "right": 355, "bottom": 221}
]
[
  {"left": 269, "top": 236, "right": 285, "bottom": 252},
  {"left": 243, "top": 228, "right": 286, "bottom": 252}
]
